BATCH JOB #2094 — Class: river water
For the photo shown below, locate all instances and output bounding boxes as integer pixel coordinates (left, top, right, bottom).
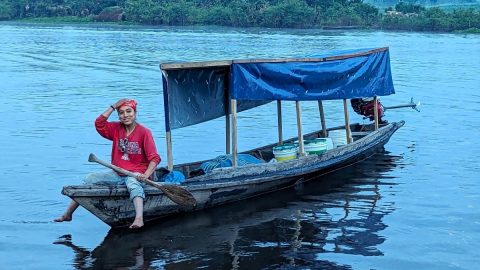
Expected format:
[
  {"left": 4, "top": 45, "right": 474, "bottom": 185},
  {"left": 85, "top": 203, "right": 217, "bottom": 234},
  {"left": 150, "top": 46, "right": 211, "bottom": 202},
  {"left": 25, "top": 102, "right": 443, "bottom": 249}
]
[{"left": 0, "top": 23, "right": 479, "bottom": 269}]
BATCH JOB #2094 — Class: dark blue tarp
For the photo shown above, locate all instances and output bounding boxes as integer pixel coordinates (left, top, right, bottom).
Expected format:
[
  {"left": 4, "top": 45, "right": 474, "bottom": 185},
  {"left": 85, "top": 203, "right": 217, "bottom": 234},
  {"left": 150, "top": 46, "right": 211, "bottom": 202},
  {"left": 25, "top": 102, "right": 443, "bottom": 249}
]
[
  {"left": 230, "top": 48, "right": 394, "bottom": 101},
  {"left": 161, "top": 48, "right": 395, "bottom": 130},
  {"left": 162, "top": 67, "right": 269, "bottom": 130}
]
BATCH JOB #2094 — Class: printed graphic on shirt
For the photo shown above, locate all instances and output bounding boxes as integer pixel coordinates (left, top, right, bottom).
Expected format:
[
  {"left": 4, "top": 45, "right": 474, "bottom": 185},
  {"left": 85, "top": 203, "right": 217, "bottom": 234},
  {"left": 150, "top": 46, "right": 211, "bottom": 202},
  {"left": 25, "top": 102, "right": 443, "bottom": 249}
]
[
  {"left": 128, "top": 142, "right": 142, "bottom": 155},
  {"left": 118, "top": 138, "right": 142, "bottom": 161}
]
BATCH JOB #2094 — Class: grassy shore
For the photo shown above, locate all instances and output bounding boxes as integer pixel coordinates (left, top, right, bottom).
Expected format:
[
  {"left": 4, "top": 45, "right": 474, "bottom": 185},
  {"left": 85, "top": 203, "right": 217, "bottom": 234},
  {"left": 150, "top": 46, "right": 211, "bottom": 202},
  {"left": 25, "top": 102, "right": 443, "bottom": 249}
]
[
  {"left": 11, "top": 16, "right": 141, "bottom": 26},
  {"left": 15, "top": 16, "right": 94, "bottom": 23}
]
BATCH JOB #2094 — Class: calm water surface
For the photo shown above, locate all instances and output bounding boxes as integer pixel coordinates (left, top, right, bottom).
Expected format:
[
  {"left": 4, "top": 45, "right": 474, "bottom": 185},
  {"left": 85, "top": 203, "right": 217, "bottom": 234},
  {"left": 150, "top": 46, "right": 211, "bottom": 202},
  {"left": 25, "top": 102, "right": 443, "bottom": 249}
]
[{"left": 0, "top": 23, "right": 479, "bottom": 269}]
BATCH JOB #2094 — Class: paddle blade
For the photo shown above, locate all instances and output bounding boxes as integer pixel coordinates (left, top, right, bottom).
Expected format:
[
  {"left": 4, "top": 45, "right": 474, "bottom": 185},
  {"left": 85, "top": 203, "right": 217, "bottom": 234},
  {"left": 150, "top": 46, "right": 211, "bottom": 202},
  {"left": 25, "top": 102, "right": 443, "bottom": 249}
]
[
  {"left": 162, "top": 185, "right": 197, "bottom": 207},
  {"left": 148, "top": 181, "right": 196, "bottom": 207}
]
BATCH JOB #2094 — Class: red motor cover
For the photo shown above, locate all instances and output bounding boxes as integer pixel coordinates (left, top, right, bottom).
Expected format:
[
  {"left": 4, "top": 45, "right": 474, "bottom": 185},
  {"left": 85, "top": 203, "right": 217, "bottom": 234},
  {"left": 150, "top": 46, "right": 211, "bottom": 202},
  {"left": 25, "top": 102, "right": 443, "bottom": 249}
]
[{"left": 351, "top": 98, "right": 383, "bottom": 120}]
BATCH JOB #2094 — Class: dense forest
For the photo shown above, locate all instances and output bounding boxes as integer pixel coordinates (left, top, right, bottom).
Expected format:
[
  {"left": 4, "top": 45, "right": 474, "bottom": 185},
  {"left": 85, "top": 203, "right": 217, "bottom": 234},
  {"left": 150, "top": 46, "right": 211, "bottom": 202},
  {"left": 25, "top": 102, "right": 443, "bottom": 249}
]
[
  {"left": 366, "top": 0, "right": 478, "bottom": 8},
  {"left": 0, "top": 0, "right": 479, "bottom": 32}
]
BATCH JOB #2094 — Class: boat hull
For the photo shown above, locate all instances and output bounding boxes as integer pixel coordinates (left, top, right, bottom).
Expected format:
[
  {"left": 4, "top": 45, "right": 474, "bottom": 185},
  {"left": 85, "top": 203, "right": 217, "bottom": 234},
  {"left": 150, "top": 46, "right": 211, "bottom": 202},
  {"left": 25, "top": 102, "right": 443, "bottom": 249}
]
[{"left": 62, "top": 121, "right": 404, "bottom": 228}]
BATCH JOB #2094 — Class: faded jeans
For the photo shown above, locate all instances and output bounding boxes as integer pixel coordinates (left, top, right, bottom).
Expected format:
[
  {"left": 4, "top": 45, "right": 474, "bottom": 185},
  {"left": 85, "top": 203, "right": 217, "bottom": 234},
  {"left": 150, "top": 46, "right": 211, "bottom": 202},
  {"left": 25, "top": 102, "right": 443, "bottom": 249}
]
[{"left": 83, "top": 170, "right": 151, "bottom": 200}]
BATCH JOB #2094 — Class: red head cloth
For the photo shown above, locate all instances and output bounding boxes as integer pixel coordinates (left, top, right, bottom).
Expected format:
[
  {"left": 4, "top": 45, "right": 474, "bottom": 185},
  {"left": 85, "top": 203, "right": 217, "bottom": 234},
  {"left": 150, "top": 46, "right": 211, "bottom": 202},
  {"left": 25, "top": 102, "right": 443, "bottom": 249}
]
[{"left": 118, "top": 99, "right": 137, "bottom": 111}]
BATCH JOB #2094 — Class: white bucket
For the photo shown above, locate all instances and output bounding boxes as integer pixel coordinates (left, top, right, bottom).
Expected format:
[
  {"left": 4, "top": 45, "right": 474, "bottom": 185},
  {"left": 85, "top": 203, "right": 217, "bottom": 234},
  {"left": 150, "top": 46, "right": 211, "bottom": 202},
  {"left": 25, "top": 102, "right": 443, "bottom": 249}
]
[
  {"left": 324, "top": 137, "right": 334, "bottom": 150},
  {"left": 328, "top": 129, "right": 348, "bottom": 148},
  {"left": 273, "top": 144, "right": 297, "bottom": 162}
]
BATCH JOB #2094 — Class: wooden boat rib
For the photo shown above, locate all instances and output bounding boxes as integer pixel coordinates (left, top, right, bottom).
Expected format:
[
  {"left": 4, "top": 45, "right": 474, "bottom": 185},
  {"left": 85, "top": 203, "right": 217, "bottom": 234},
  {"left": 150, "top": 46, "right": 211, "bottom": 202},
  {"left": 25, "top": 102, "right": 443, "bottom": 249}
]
[{"left": 61, "top": 47, "right": 406, "bottom": 228}]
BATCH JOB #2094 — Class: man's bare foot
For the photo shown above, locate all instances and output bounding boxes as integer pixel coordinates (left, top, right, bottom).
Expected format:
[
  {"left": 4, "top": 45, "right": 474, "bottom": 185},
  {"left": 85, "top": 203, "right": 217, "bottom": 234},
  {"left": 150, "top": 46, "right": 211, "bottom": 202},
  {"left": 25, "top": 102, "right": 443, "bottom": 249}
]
[
  {"left": 129, "top": 217, "right": 144, "bottom": 229},
  {"left": 54, "top": 214, "right": 72, "bottom": 222}
]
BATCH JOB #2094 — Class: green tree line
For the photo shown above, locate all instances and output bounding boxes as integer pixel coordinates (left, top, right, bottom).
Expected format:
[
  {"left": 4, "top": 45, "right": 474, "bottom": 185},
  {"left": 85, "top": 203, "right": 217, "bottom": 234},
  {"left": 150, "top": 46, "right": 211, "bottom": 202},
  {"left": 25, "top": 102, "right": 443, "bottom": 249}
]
[
  {"left": 0, "top": 0, "right": 479, "bottom": 32},
  {"left": 383, "top": 2, "right": 480, "bottom": 31}
]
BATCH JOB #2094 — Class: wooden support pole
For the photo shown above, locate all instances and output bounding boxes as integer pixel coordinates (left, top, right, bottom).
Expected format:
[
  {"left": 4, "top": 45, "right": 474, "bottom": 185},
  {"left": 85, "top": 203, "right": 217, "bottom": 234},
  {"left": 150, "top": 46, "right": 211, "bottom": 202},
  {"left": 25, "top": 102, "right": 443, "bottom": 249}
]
[
  {"left": 343, "top": 99, "right": 352, "bottom": 144},
  {"left": 166, "top": 131, "right": 173, "bottom": 171},
  {"left": 318, "top": 100, "right": 327, "bottom": 137},
  {"left": 231, "top": 99, "right": 238, "bottom": 167},
  {"left": 225, "top": 83, "right": 231, "bottom": 155},
  {"left": 277, "top": 100, "right": 283, "bottom": 145},
  {"left": 296, "top": 101, "right": 305, "bottom": 156},
  {"left": 226, "top": 113, "right": 231, "bottom": 154},
  {"left": 373, "top": 96, "right": 379, "bottom": 130}
]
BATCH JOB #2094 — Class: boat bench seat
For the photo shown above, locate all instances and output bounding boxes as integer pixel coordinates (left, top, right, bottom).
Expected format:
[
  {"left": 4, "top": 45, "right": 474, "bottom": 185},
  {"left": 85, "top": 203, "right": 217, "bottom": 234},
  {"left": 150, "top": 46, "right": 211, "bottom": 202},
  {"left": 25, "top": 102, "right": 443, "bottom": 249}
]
[{"left": 351, "top": 131, "right": 371, "bottom": 136}]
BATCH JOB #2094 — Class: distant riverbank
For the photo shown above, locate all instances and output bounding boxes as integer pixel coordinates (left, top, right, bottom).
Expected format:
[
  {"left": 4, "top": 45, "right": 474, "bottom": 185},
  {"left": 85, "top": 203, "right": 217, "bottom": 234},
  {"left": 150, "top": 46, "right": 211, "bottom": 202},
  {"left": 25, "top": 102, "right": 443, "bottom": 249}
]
[
  {"left": 9, "top": 16, "right": 480, "bottom": 34},
  {"left": 1, "top": 1, "right": 479, "bottom": 33}
]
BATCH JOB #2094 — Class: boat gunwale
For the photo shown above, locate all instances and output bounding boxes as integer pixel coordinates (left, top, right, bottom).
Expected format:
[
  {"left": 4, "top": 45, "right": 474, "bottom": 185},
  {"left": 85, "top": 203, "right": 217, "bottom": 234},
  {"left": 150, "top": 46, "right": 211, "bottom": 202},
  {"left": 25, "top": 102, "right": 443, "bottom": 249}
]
[{"left": 183, "top": 122, "right": 401, "bottom": 184}]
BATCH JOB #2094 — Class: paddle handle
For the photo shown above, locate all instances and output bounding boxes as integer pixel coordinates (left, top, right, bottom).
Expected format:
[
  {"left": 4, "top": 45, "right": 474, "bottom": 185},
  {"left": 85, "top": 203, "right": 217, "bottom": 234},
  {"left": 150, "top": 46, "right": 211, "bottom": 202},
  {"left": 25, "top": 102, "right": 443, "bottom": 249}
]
[
  {"left": 89, "top": 153, "right": 138, "bottom": 178},
  {"left": 89, "top": 153, "right": 165, "bottom": 188},
  {"left": 88, "top": 153, "right": 197, "bottom": 207},
  {"left": 88, "top": 154, "right": 167, "bottom": 189}
]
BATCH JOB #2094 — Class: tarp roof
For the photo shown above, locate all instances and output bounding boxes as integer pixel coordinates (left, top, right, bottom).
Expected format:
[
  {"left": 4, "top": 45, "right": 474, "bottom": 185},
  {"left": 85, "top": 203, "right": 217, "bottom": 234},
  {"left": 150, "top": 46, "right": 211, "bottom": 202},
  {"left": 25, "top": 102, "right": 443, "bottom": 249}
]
[{"left": 161, "top": 47, "right": 395, "bottom": 130}]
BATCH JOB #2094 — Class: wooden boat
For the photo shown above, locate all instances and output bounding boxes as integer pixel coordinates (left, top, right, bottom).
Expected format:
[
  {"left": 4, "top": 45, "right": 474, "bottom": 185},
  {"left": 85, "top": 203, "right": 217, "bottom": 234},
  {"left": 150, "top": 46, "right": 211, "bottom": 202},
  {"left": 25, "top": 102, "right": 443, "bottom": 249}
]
[
  {"left": 57, "top": 156, "right": 399, "bottom": 267},
  {"left": 62, "top": 47, "right": 405, "bottom": 228}
]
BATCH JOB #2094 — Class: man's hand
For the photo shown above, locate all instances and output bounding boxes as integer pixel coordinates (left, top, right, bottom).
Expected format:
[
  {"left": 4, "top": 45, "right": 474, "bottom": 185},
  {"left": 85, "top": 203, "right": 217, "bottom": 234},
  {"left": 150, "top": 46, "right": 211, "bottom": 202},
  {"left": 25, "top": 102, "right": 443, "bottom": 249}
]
[
  {"left": 135, "top": 173, "right": 148, "bottom": 182},
  {"left": 112, "top": 98, "right": 130, "bottom": 110}
]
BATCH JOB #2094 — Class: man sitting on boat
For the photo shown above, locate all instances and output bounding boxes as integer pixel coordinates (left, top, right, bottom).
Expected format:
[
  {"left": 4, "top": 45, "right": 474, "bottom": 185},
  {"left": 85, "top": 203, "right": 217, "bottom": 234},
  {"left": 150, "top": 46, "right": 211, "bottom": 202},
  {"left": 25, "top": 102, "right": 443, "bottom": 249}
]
[{"left": 54, "top": 99, "right": 161, "bottom": 229}]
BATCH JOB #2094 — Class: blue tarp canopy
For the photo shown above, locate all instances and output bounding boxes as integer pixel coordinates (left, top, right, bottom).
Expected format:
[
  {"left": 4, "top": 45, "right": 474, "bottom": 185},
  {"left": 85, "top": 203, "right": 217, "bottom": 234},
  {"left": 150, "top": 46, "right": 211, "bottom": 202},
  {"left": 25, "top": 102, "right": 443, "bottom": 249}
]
[{"left": 161, "top": 47, "right": 395, "bottom": 131}]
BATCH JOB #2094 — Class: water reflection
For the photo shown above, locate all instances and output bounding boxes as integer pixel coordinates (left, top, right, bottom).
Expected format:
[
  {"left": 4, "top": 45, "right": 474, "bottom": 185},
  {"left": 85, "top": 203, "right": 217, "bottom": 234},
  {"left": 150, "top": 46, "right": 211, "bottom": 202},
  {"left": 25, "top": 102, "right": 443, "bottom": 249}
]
[{"left": 54, "top": 150, "right": 402, "bottom": 269}]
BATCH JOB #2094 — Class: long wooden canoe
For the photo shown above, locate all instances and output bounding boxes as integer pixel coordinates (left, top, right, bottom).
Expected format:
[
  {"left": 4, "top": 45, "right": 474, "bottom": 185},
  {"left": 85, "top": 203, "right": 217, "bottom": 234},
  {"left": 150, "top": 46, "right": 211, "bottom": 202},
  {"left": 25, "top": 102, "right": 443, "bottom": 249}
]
[{"left": 62, "top": 121, "right": 403, "bottom": 228}]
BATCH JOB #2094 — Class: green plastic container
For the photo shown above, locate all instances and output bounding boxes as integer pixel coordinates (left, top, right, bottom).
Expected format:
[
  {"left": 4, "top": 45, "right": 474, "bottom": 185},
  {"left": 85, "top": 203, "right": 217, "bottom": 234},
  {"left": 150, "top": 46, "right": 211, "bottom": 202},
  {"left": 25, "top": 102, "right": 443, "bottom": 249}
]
[{"left": 304, "top": 138, "right": 328, "bottom": 155}]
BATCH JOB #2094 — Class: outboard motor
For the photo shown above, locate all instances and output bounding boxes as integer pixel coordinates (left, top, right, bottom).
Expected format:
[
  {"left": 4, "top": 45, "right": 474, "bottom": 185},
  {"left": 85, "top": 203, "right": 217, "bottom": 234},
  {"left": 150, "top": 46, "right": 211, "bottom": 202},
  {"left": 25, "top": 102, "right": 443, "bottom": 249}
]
[{"left": 351, "top": 98, "right": 386, "bottom": 123}]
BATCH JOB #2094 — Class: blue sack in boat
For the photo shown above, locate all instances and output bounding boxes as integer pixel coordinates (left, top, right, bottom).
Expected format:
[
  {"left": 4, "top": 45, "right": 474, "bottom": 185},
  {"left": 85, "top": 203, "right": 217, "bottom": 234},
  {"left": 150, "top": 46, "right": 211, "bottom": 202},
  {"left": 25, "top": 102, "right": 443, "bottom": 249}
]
[{"left": 160, "top": 171, "right": 186, "bottom": 184}]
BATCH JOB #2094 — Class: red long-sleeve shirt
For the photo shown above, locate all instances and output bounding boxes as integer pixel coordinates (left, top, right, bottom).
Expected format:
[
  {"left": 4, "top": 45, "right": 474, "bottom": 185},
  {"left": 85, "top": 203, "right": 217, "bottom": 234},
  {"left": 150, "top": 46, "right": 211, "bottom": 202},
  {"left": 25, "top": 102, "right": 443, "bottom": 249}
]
[{"left": 95, "top": 115, "right": 161, "bottom": 174}]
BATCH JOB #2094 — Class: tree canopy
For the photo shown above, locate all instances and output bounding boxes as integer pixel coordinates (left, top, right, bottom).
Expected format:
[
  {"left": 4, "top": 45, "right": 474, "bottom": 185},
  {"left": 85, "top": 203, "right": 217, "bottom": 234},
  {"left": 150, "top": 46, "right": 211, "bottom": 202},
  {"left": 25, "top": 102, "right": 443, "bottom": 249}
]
[{"left": 0, "top": 0, "right": 479, "bottom": 32}]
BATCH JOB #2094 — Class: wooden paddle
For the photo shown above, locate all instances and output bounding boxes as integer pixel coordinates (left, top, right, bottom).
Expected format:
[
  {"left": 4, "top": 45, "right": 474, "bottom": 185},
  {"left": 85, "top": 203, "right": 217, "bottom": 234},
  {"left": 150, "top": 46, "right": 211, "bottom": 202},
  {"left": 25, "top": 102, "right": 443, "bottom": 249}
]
[{"left": 88, "top": 153, "right": 196, "bottom": 207}]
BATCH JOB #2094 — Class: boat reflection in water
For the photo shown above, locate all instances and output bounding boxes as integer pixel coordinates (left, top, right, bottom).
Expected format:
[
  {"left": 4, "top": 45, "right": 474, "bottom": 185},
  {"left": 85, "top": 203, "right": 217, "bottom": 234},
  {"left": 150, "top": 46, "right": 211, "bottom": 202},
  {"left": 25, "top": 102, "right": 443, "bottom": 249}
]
[{"left": 55, "top": 149, "right": 403, "bottom": 269}]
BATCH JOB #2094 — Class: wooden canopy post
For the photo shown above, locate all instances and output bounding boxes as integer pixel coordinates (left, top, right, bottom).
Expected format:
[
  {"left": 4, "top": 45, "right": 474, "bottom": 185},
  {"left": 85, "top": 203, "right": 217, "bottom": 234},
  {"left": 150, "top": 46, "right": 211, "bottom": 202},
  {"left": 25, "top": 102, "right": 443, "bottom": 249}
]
[
  {"left": 342, "top": 99, "right": 352, "bottom": 144},
  {"left": 373, "top": 96, "right": 379, "bottom": 130},
  {"left": 225, "top": 76, "right": 231, "bottom": 155},
  {"left": 162, "top": 70, "right": 174, "bottom": 171},
  {"left": 231, "top": 99, "right": 238, "bottom": 167},
  {"left": 317, "top": 100, "right": 327, "bottom": 137},
  {"left": 226, "top": 111, "right": 231, "bottom": 154},
  {"left": 296, "top": 101, "right": 305, "bottom": 156},
  {"left": 277, "top": 100, "right": 283, "bottom": 145},
  {"left": 166, "top": 131, "right": 173, "bottom": 171}
]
